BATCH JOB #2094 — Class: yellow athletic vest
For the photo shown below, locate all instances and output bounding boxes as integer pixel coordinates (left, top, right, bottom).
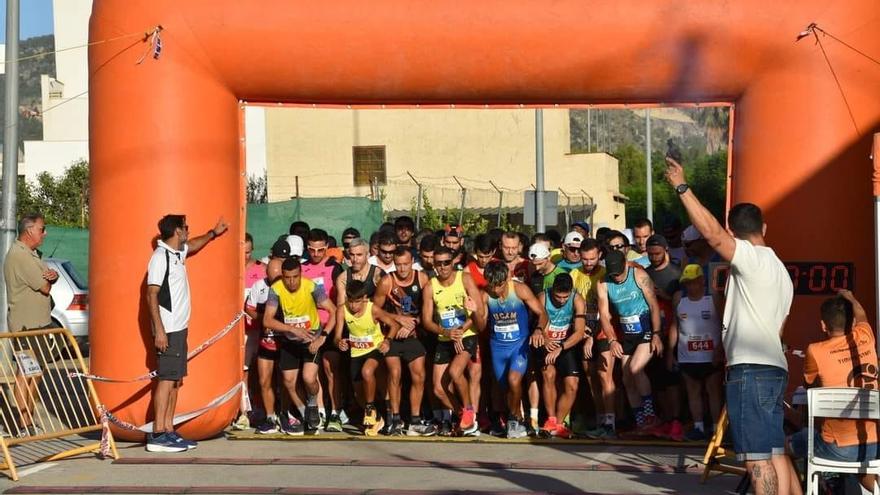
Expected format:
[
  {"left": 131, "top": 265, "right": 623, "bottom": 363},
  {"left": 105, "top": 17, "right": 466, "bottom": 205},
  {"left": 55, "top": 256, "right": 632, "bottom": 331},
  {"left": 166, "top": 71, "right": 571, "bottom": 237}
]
[
  {"left": 571, "top": 265, "right": 606, "bottom": 331},
  {"left": 271, "top": 278, "right": 321, "bottom": 336},
  {"left": 431, "top": 271, "right": 476, "bottom": 341},
  {"left": 343, "top": 301, "right": 385, "bottom": 358}
]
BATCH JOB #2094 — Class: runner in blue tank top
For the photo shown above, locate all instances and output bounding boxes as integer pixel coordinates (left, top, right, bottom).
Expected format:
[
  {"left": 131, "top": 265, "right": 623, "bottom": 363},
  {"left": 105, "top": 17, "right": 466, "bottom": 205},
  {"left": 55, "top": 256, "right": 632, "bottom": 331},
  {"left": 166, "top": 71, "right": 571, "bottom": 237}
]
[
  {"left": 597, "top": 250, "right": 663, "bottom": 434},
  {"left": 535, "top": 273, "right": 587, "bottom": 438},
  {"left": 474, "top": 261, "right": 547, "bottom": 439}
]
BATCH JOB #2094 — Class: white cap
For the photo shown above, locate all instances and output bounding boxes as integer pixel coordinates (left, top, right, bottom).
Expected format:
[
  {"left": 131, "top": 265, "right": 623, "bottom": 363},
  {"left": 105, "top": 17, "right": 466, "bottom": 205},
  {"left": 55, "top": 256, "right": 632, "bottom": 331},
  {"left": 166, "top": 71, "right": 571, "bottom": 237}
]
[
  {"left": 286, "top": 235, "right": 304, "bottom": 257},
  {"left": 563, "top": 231, "right": 583, "bottom": 247},
  {"left": 528, "top": 243, "right": 551, "bottom": 260},
  {"left": 681, "top": 225, "right": 704, "bottom": 243}
]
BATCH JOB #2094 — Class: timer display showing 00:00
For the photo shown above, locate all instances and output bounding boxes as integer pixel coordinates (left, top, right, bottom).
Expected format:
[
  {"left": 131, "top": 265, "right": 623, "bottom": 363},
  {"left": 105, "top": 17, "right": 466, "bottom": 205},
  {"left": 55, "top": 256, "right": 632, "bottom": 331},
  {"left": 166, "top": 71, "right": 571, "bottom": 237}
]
[{"left": 710, "top": 262, "right": 854, "bottom": 295}]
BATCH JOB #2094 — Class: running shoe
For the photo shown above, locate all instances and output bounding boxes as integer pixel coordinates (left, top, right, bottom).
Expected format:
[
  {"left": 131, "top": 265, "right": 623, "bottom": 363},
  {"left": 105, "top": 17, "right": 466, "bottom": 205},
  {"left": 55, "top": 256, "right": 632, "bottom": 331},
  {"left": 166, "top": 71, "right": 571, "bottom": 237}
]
[
  {"left": 684, "top": 427, "right": 708, "bottom": 442},
  {"left": 478, "top": 411, "right": 492, "bottom": 432},
  {"left": 407, "top": 419, "right": 438, "bottom": 437},
  {"left": 145, "top": 432, "right": 186, "bottom": 453},
  {"left": 388, "top": 418, "right": 405, "bottom": 436},
  {"left": 305, "top": 405, "right": 321, "bottom": 432},
  {"left": 318, "top": 411, "right": 327, "bottom": 431},
  {"left": 255, "top": 415, "right": 280, "bottom": 435},
  {"left": 232, "top": 413, "right": 250, "bottom": 431},
  {"left": 363, "top": 406, "right": 385, "bottom": 436},
  {"left": 540, "top": 416, "right": 559, "bottom": 437},
  {"left": 438, "top": 420, "right": 453, "bottom": 437},
  {"left": 507, "top": 418, "right": 528, "bottom": 439},
  {"left": 586, "top": 424, "right": 617, "bottom": 440},
  {"left": 339, "top": 409, "right": 351, "bottom": 426},
  {"left": 325, "top": 413, "right": 343, "bottom": 433},
  {"left": 459, "top": 408, "right": 478, "bottom": 436},
  {"left": 526, "top": 416, "right": 539, "bottom": 437},
  {"left": 489, "top": 416, "right": 507, "bottom": 437},
  {"left": 167, "top": 431, "right": 198, "bottom": 450},
  {"left": 555, "top": 424, "right": 573, "bottom": 439},
  {"left": 637, "top": 415, "right": 661, "bottom": 436},
  {"left": 667, "top": 420, "right": 684, "bottom": 442},
  {"left": 282, "top": 415, "right": 305, "bottom": 436}
]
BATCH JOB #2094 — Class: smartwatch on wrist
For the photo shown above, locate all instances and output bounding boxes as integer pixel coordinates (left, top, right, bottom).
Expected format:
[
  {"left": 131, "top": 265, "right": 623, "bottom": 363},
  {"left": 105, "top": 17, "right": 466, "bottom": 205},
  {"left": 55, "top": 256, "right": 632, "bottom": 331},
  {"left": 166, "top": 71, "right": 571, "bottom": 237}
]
[{"left": 675, "top": 183, "right": 690, "bottom": 195}]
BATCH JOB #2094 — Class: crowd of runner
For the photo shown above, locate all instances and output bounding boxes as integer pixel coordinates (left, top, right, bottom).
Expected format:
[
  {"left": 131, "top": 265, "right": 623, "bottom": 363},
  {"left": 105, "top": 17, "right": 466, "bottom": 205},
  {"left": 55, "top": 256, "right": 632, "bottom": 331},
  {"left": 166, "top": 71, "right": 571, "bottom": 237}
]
[{"left": 240, "top": 215, "right": 724, "bottom": 441}]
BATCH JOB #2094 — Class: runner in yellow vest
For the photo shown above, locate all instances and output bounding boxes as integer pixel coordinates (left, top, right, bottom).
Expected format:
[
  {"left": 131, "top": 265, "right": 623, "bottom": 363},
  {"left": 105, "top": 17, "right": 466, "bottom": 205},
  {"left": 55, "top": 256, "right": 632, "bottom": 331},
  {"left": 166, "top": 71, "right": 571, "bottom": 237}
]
[
  {"left": 335, "top": 279, "right": 401, "bottom": 436},
  {"left": 263, "top": 258, "right": 336, "bottom": 435},
  {"left": 422, "top": 246, "right": 484, "bottom": 437}
]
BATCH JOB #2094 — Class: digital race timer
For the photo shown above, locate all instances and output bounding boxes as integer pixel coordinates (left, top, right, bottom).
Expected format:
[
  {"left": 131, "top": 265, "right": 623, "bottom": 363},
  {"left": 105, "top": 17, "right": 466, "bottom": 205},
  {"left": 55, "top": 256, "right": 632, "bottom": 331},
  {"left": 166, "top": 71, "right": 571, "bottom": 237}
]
[{"left": 710, "top": 262, "right": 854, "bottom": 296}]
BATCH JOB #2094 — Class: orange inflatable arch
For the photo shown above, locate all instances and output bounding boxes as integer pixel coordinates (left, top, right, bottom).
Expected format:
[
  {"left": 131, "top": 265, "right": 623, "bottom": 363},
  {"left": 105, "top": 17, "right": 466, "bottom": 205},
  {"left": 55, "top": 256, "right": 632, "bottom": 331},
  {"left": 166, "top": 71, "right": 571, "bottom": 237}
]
[{"left": 89, "top": 0, "right": 880, "bottom": 440}]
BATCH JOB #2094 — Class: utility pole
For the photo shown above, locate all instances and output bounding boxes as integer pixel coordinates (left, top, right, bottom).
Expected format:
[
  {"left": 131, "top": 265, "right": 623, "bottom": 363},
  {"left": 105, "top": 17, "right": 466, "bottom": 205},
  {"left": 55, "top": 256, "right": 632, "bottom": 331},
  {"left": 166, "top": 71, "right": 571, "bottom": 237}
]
[
  {"left": 645, "top": 109, "right": 653, "bottom": 223},
  {"left": 406, "top": 171, "right": 422, "bottom": 230},
  {"left": 1, "top": 0, "right": 20, "bottom": 332},
  {"left": 535, "top": 109, "right": 546, "bottom": 233}
]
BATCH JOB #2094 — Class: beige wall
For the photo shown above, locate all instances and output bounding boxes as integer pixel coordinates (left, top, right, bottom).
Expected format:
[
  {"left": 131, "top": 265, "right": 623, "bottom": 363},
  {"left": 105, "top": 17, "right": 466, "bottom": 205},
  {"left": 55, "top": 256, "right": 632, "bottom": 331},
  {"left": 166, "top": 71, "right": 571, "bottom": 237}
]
[{"left": 263, "top": 107, "right": 625, "bottom": 229}]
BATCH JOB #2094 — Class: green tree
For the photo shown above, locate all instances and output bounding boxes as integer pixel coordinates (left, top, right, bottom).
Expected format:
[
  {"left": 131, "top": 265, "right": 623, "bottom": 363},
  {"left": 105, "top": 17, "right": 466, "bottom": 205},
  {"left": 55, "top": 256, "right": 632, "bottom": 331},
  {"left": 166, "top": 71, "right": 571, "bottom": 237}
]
[
  {"left": 409, "top": 193, "right": 489, "bottom": 234},
  {"left": 17, "top": 159, "right": 90, "bottom": 227}
]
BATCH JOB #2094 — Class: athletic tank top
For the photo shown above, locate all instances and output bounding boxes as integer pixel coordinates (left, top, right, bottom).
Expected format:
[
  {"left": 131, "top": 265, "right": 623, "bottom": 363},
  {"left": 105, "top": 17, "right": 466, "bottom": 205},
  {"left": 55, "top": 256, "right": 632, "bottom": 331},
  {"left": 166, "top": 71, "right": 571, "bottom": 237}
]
[
  {"left": 271, "top": 278, "right": 321, "bottom": 340},
  {"left": 302, "top": 258, "right": 338, "bottom": 326},
  {"left": 487, "top": 282, "right": 530, "bottom": 344},
  {"left": 343, "top": 301, "right": 385, "bottom": 358},
  {"left": 571, "top": 265, "right": 605, "bottom": 331},
  {"left": 544, "top": 289, "right": 575, "bottom": 342},
  {"left": 431, "top": 271, "right": 476, "bottom": 341},
  {"left": 346, "top": 265, "right": 379, "bottom": 298},
  {"left": 466, "top": 261, "right": 488, "bottom": 289},
  {"left": 386, "top": 272, "right": 422, "bottom": 317},
  {"left": 676, "top": 295, "right": 721, "bottom": 363},
  {"left": 606, "top": 267, "right": 651, "bottom": 334}
]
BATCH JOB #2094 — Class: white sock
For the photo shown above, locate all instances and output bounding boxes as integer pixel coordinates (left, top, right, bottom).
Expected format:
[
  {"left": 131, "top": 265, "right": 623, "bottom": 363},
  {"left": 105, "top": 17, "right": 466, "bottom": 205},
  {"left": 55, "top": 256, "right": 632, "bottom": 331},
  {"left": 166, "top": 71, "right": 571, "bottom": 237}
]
[
  {"left": 694, "top": 421, "right": 705, "bottom": 432},
  {"left": 332, "top": 409, "right": 339, "bottom": 417},
  {"left": 297, "top": 405, "right": 306, "bottom": 418},
  {"left": 530, "top": 408, "right": 539, "bottom": 420}
]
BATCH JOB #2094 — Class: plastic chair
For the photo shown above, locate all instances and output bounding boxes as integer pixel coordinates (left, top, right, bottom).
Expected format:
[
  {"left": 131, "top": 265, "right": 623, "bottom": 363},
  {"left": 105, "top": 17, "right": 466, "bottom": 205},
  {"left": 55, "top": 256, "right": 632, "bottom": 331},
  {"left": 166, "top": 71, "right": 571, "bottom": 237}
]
[{"left": 807, "top": 387, "right": 880, "bottom": 495}]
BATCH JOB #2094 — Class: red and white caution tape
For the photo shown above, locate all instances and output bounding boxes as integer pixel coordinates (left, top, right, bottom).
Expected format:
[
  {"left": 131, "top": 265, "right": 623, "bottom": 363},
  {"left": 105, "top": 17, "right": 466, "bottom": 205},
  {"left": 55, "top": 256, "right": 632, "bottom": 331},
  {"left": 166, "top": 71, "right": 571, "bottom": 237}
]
[{"left": 71, "top": 312, "right": 244, "bottom": 383}]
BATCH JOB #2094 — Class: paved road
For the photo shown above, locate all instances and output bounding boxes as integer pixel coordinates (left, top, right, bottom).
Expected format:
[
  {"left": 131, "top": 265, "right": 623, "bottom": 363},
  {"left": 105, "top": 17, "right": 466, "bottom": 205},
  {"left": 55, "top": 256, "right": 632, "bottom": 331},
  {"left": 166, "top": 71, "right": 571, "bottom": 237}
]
[{"left": 0, "top": 435, "right": 743, "bottom": 494}]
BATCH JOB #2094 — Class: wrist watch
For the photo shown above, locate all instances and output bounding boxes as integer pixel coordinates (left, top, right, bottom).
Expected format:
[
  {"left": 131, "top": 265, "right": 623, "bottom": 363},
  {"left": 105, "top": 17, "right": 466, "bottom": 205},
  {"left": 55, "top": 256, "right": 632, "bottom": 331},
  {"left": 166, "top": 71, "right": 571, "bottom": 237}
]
[{"left": 675, "top": 183, "right": 690, "bottom": 195}]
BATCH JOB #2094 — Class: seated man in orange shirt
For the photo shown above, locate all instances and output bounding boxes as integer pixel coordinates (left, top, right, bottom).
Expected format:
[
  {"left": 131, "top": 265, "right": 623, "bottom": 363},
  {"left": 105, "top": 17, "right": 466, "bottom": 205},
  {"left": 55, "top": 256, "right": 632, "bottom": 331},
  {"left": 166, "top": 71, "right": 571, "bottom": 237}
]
[{"left": 790, "top": 289, "right": 878, "bottom": 492}]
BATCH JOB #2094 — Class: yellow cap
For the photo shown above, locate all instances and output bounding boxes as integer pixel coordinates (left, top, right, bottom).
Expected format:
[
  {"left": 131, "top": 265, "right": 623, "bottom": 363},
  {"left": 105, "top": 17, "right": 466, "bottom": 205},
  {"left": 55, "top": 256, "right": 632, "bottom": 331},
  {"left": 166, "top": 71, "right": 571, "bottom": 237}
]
[{"left": 680, "top": 264, "right": 704, "bottom": 283}]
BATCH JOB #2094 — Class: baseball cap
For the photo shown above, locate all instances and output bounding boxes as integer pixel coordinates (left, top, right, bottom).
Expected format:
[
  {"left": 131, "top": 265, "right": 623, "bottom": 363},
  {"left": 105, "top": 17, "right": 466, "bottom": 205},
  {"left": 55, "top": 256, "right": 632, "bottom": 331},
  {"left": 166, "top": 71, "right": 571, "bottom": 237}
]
[
  {"left": 528, "top": 243, "right": 551, "bottom": 260},
  {"left": 646, "top": 234, "right": 668, "bottom": 249},
  {"left": 681, "top": 225, "right": 704, "bottom": 243},
  {"left": 563, "top": 231, "right": 584, "bottom": 247},
  {"left": 680, "top": 264, "right": 705, "bottom": 282},
  {"left": 572, "top": 221, "right": 591, "bottom": 233},
  {"left": 271, "top": 239, "right": 291, "bottom": 258},
  {"left": 604, "top": 250, "right": 627, "bottom": 276},
  {"left": 286, "top": 235, "right": 304, "bottom": 257}
]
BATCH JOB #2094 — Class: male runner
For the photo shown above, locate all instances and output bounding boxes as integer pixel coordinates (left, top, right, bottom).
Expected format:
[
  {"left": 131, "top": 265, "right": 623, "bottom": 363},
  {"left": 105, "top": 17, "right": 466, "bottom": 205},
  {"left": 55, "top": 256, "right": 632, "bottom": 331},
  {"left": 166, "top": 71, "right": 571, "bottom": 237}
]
[
  {"left": 441, "top": 225, "right": 466, "bottom": 267},
  {"left": 527, "top": 243, "right": 566, "bottom": 295},
  {"left": 556, "top": 231, "right": 584, "bottom": 272},
  {"left": 302, "top": 229, "right": 345, "bottom": 431},
  {"left": 474, "top": 261, "right": 547, "bottom": 439},
  {"left": 631, "top": 218, "right": 653, "bottom": 265},
  {"left": 422, "top": 247, "right": 483, "bottom": 436},
  {"left": 500, "top": 231, "right": 530, "bottom": 282},
  {"left": 413, "top": 234, "right": 438, "bottom": 277},
  {"left": 373, "top": 247, "right": 437, "bottom": 436},
  {"left": 597, "top": 250, "right": 663, "bottom": 433},
  {"left": 263, "top": 257, "right": 337, "bottom": 435},
  {"left": 369, "top": 232, "right": 397, "bottom": 273},
  {"left": 535, "top": 274, "right": 586, "bottom": 438},
  {"left": 336, "top": 280, "right": 399, "bottom": 436},
  {"left": 394, "top": 216, "right": 417, "bottom": 251}
]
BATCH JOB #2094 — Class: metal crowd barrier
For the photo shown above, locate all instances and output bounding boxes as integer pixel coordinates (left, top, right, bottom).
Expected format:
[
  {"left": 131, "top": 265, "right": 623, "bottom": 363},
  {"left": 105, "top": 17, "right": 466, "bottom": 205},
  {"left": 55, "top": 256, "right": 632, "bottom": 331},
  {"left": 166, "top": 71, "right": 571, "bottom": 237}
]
[{"left": 0, "top": 327, "right": 118, "bottom": 480}]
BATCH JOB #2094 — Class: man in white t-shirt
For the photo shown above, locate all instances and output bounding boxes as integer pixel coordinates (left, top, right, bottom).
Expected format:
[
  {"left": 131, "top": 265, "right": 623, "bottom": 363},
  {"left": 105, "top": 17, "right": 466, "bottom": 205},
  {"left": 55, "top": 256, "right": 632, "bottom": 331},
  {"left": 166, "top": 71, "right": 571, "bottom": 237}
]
[
  {"left": 665, "top": 157, "right": 797, "bottom": 495},
  {"left": 145, "top": 214, "right": 228, "bottom": 453}
]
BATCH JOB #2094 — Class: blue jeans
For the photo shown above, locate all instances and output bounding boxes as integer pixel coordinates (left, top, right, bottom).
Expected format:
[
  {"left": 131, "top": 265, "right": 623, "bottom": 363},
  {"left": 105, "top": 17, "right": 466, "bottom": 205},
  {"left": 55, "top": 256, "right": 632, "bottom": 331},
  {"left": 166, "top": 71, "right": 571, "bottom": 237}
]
[
  {"left": 791, "top": 428, "right": 880, "bottom": 462},
  {"left": 726, "top": 363, "right": 788, "bottom": 461}
]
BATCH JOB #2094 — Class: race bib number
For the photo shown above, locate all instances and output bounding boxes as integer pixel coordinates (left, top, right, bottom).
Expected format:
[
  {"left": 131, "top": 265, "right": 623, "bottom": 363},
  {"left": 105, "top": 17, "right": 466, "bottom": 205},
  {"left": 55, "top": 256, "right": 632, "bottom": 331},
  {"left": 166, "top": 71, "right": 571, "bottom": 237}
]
[
  {"left": 620, "top": 314, "right": 643, "bottom": 335},
  {"left": 547, "top": 323, "right": 570, "bottom": 341},
  {"left": 350, "top": 335, "right": 375, "bottom": 350},
  {"left": 285, "top": 315, "right": 311, "bottom": 329},
  {"left": 440, "top": 308, "right": 465, "bottom": 330},
  {"left": 687, "top": 337, "right": 714, "bottom": 352},
  {"left": 493, "top": 322, "right": 519, "bottom": 341},
  {"left": 15, "top": 350, "right": 42, "bottom": 378}
]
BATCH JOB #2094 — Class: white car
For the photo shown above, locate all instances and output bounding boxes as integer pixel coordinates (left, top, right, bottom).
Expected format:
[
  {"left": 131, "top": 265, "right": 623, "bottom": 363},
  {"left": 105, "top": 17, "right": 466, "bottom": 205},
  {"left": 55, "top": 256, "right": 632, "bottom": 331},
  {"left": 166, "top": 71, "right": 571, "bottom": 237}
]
[{"left": 45, "top": 258, "right": 89, "bottom": 350}]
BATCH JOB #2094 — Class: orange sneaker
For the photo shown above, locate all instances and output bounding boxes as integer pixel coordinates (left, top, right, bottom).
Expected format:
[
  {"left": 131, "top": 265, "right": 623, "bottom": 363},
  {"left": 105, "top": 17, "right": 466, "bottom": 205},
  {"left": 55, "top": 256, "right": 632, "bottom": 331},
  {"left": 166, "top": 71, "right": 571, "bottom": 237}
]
[
  {"left": 555, "top": 423, "right": 573, "bottom": 439},
  {"left": 541, "top": 416, "right": 558, "bottom": 436},
  {"left": 460, "top": 408, "right": 478, "bottom": 436}
]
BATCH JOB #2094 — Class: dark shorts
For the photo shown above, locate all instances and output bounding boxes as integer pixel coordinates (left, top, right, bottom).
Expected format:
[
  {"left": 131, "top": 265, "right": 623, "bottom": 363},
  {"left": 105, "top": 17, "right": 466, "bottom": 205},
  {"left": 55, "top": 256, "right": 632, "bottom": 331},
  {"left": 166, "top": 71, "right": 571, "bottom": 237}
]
[
  {"left": 278, "top": 338, "right": 323, "bottom": 371},
  {"left": 647, "top": 356, "right": 681, "bottom": 389},
  {"left": 257, "top": 342, "right": 279, "bottom": 361},
  {"left": 726, "top": 364, "right": 787, "bottom": 461},
  {"left": 679, "top": 362, "right": 721, "bottom": 381},
  {"left": 386, "top": 338, "right": 426, "bottom": 363},
  {"left": 157, "top": 329, "right": 188, "bottom": 381},
  {"left": 621, "top": 331, "right": 652, "bottom": 356},
  {"left": 588, "top": 337, "right": 611, "bottom": 361},
  {"left": 538, "top": 345, "right": 581, "bottom": 378},
  {"left": 434, "top": 335, "right": 478, "bottom": 365},
  {"left": 350, "top": 349, "right": 383, "bottom": 382}
]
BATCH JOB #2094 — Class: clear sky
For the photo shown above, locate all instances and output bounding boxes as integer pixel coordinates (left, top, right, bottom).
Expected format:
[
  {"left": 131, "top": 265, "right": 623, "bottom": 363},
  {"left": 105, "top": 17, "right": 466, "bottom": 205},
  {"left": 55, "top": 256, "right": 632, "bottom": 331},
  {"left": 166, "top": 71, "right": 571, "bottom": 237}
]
[{"left": 0, "top": 0, "right": 54, "bottom": 40}]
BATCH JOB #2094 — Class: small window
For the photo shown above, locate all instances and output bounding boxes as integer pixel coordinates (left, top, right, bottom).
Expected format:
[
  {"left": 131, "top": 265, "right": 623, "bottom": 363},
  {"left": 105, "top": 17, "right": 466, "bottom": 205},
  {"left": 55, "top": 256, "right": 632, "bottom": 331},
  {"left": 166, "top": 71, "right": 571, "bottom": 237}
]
[{"left": 353, "top": 146, "right": 387, "bottom": 186}]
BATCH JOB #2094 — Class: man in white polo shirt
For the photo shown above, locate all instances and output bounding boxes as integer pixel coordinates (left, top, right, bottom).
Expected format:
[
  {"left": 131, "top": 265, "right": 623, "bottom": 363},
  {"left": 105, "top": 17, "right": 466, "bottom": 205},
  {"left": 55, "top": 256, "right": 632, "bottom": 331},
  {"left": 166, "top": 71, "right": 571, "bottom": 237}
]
[
  {"left": 665, "top": 158, "right": 796, "bottom": 495},
  {"left": 145, "top": 214, "right": 227, "bottom": 453}
]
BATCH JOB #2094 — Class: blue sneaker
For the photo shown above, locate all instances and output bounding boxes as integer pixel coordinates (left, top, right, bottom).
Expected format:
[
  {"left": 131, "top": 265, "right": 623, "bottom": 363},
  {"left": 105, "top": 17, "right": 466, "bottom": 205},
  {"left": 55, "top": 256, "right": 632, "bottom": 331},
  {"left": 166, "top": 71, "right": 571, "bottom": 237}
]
[
  {"left": 255, "top": 415, "right": 281, "bottom": 434},
  {"left": 146, "top": 432, "right": 186, "bottom": 453},
  {"left": 167, "top": 431, "right": 198, "bottom": 450}
]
